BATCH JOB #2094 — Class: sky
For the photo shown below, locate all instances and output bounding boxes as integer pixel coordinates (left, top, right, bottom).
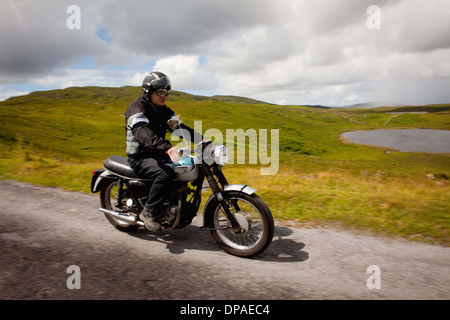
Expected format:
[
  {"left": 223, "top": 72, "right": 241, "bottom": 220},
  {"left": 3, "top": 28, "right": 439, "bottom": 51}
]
[{"left": 0, "top": 0, "right": 449, "bottom": 106}]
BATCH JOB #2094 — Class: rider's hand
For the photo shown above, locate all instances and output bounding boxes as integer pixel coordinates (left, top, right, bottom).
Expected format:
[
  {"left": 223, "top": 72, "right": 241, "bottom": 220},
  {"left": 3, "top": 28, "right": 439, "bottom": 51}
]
[{"left": 166, "top": 147, "right": 180, "bottom": 163}]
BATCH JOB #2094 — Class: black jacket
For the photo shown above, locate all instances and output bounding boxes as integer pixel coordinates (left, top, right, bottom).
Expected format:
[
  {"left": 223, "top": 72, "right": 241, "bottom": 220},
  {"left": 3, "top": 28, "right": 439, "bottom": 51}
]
[{"left": 125, "top": 96, "right": 202, "bottom": 159}]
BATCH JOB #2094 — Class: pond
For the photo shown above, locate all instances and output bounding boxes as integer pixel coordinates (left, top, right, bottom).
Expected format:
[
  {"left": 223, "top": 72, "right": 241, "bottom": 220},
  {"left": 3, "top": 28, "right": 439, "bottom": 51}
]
[{"left": 341, "top": 129, "right": 450, "bottom": 153}]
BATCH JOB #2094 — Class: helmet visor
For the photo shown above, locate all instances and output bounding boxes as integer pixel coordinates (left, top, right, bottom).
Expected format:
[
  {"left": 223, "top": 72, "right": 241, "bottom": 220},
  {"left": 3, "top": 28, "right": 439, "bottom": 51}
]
[{"left": 151, "top": 77, "right": 171, "bottom": 90}]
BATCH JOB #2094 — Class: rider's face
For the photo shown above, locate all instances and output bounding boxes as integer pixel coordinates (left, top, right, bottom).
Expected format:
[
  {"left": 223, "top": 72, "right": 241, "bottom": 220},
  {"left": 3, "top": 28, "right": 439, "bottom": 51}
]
[{"left": 150, "top": 91, "right": 167, "bottom": 107}]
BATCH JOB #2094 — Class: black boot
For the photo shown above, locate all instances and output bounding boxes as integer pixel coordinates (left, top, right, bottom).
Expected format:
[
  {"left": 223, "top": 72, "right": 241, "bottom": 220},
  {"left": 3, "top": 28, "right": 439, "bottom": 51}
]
[{"left": 140, "top": 207, "right": 162, "bottom": 232}]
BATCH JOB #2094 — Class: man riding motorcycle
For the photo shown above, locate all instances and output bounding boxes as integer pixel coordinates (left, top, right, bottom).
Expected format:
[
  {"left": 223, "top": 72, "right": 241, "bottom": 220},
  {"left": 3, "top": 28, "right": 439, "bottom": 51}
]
[{"left": 125, "top": 72, "right": 204, "bottom": 231}]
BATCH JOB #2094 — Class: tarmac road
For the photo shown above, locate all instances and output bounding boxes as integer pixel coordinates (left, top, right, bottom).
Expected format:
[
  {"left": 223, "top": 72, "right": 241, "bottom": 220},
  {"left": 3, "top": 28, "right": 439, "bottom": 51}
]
[{"left": 0, "top": 180, "right": 449, "bottom": 300}]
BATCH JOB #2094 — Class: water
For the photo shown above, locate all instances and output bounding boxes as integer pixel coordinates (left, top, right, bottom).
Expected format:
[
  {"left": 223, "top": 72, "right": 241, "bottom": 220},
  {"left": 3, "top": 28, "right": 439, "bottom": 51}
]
[{"left": 341, "top": 129, "right": 450, "bottom": 153}]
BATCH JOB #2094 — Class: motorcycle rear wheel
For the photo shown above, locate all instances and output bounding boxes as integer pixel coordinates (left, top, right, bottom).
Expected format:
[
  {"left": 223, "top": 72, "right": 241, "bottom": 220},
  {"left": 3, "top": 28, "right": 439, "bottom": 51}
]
[
  {"left": 100, "top": 179, "right": 139, "bottom": 232},
  {"left": 206, "top": 191, "right": 274, "bottom": 258}
]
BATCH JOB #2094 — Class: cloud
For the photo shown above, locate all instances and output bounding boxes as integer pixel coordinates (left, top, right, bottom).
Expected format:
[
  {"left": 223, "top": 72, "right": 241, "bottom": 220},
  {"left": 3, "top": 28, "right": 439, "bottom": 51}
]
[
  {"left": 97, "top": 0, "right": 283, "bottom": 57},
  {"left": 380, "top": 0, "right": 450, "bottom": 53},
  {"left": 0, "top": 86, "right": 30, "bottom": 101},
  {"left": 0, "top": 0, "right": 449, "bottom": 105},
  {"left": 31, "top": 69, "right": 126, "bottom": 88},
  {"left": 153, "top": 55, "right": 217, "bottom": 91},
  {"left": 209, "top": 0, "right": 450, "bottom": 104},
  {"left": 0, "top": 0, "right": 109, "bottom": 83}
]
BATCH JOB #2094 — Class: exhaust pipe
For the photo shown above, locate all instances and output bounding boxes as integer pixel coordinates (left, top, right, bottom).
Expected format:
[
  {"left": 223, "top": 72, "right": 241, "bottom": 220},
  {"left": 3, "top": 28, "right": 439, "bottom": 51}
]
[{"left": 99, "top": 208, "right": 144, "bottom": 226}]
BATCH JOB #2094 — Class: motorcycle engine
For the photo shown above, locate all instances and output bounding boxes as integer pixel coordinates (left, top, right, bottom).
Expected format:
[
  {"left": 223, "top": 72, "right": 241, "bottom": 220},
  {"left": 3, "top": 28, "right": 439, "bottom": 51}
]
[{"left": 160, "top": 203, "right": 178, "bottom": 226}]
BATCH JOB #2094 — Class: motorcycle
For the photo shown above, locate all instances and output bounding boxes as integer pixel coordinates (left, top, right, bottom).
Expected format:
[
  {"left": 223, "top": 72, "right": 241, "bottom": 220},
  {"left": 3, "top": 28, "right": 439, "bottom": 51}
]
[{"left": 91, "top": 116, "right": 274, "bottom": 257}]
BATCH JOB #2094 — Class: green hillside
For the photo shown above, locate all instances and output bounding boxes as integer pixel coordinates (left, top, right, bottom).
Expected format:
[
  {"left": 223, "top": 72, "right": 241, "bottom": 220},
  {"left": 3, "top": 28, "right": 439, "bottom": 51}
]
[{"left": 1, "top": 86, "right": 449, "bottom": 245}]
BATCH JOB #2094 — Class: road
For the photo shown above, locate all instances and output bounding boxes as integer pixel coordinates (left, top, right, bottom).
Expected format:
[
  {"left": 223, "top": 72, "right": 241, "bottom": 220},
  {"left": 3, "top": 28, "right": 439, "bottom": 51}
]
[{"left": 0, "top": 180, "right": 449, "bottom": 300}]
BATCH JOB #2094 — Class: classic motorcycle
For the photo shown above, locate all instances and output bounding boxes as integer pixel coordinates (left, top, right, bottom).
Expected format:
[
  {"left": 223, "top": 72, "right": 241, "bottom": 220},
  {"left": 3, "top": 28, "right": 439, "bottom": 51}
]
[{"left": 91, "top": 116, "right": 274, "bottom": 257}]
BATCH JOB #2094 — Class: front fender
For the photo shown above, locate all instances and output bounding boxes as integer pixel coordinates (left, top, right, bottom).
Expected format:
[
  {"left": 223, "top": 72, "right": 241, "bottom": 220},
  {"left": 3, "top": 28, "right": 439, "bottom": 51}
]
[
  {"left": 202, "top": 184, "right": 256, "bottom": 227},
  {"left": 223, "top": 184, "right": 256, "bottom": 195}
]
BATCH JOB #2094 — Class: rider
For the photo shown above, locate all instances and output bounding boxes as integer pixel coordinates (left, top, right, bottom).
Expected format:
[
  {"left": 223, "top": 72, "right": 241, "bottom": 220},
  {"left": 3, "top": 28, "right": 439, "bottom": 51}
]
[{"left": 125, "top": 71, "right": 204, "bottom": 231}]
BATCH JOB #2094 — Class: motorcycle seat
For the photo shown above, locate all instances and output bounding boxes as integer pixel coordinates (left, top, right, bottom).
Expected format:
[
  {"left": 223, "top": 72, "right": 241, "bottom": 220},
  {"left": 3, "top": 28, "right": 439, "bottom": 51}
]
[{"left": 103, "top": 155, "right": 141, "bottom": 179}]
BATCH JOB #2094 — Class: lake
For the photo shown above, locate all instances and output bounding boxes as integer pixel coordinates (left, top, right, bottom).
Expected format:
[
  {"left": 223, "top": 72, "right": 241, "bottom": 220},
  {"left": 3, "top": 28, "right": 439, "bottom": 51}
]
[{"left": 341, "top": 129, "right": 450, "bottom": 153}]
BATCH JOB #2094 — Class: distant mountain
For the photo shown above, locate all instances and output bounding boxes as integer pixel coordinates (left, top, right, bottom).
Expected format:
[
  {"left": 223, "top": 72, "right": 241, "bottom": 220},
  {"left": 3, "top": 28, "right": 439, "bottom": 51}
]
[
  {"left": 211, "top": 95, "right": 273, "bottom": 105},
  {"left": 4, "top": 86, "right": 273, "bottom": 106},
  {"left": 342, "top": 101, "right": 407, "bottom": 109},
  {"left": 303, "top": 104, "right": 331, "bottom": 109},
  {"left": 149, "top": 90, "right": 272, "bottom": 105}
]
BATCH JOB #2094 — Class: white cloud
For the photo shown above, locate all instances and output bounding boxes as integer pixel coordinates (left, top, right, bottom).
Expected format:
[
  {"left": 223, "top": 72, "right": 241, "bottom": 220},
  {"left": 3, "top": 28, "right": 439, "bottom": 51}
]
[
  {"left": 129, "top": 72, "right": 148, "bottom": 87},
  {"left": 0, "top": 86, "right": 29, "bottom": 101},
  {"left": 30, "top": 69, "right": 138, "bottom": 90},
  {"left": 0, "top": 0, "right": 108, "bottom": 83},
  {"left": 0, "top": 0, "right": 449, "bottom": 105},
  {"left": 152, "top": 55, "right": 218, "bottom": 91}
]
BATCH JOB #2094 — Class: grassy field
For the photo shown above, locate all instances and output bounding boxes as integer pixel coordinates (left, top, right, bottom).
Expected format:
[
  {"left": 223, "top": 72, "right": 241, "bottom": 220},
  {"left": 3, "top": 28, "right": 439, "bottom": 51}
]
[{"left": 1, "top": 86, "right": 449, "bottom": 245}]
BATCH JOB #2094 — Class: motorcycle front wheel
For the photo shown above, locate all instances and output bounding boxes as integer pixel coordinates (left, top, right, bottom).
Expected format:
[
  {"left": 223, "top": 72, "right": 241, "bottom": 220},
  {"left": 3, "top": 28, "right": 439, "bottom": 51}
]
[{"left": 206, "top": 191, "right": 274, "bottom": 258}]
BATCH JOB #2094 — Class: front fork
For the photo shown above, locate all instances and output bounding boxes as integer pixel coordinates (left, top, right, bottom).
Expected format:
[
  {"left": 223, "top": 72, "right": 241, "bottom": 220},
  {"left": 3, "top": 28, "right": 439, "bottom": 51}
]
[{"left": 202, "top": 164, "right": 241, "bottom": 229}]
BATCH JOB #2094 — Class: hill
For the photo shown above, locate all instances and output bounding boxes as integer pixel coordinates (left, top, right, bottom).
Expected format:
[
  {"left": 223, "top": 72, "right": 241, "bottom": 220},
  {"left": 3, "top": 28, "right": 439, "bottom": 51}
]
[
  {"left": 343, "top": 101, "right": 407, "bottom": 109},
  {"left": 3, "top": 86, "right": 272, "bottom": 106},
  {"left": 0, "top": 86, "right": 449, "bottom": 245},
  {"left": 210, "top": 95, "right": 272, "bottom": 105}
]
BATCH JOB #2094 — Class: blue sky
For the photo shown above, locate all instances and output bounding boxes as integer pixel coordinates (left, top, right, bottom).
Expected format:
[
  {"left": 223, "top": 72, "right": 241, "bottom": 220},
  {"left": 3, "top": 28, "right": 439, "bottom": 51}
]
[
  {"left": 96, "top": 27, "right": 112, "bottom": 43},
  {"left": 1, "top": 0, "right": 449, "bottom": 106}
]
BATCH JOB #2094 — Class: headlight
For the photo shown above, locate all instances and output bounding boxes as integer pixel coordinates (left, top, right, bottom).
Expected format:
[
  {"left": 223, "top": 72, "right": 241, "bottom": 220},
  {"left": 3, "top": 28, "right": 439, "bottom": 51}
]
[{"left": 213, "top": 145, "right": 228, "bottom": 166}]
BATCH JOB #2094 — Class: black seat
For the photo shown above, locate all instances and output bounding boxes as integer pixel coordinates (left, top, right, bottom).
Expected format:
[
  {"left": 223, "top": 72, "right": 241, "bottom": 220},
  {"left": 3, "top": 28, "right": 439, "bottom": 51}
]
[{"left": 103, "top": 156, "right": 141, "bottom": 179}]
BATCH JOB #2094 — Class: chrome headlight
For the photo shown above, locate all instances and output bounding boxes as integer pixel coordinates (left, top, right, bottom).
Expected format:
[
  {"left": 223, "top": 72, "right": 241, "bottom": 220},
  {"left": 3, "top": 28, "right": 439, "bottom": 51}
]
[{"left": 213, "top": 145, "right": 228, "bottom": 166}]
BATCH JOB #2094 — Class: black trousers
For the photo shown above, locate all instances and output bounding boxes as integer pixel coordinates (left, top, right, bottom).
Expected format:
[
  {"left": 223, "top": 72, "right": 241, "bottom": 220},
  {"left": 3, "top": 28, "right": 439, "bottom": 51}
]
[{"left": 127, "top": 157, "right": 175, "bottom": 216}]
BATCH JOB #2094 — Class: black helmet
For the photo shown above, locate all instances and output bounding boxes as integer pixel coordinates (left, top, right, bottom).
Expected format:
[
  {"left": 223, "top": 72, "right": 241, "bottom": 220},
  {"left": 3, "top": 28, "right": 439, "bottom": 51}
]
[{"left": 142, "top": 72, "right": 171, "bottom": 99}]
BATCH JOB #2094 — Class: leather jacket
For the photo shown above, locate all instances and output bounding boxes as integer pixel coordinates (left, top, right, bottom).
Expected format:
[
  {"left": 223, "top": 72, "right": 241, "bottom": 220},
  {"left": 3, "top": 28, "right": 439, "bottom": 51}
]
[{"left": 125, "top": 96, "right": 202, "bottom": 160}]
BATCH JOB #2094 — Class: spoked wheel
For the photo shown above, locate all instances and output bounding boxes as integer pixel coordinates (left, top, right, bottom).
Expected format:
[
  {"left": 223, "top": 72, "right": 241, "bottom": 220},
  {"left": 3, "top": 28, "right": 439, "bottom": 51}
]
[
  {"left": 206, "top": 191, "right": 274, "bottom": 257},
  {"left": 100, "top": 180, "right": 139, "bottom": 232}
]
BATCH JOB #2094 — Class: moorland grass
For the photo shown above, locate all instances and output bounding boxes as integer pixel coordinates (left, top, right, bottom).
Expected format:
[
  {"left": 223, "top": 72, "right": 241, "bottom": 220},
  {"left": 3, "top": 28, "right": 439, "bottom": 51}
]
[{"left": 1, "top": 86, "right": 449, "bottom": 245}]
